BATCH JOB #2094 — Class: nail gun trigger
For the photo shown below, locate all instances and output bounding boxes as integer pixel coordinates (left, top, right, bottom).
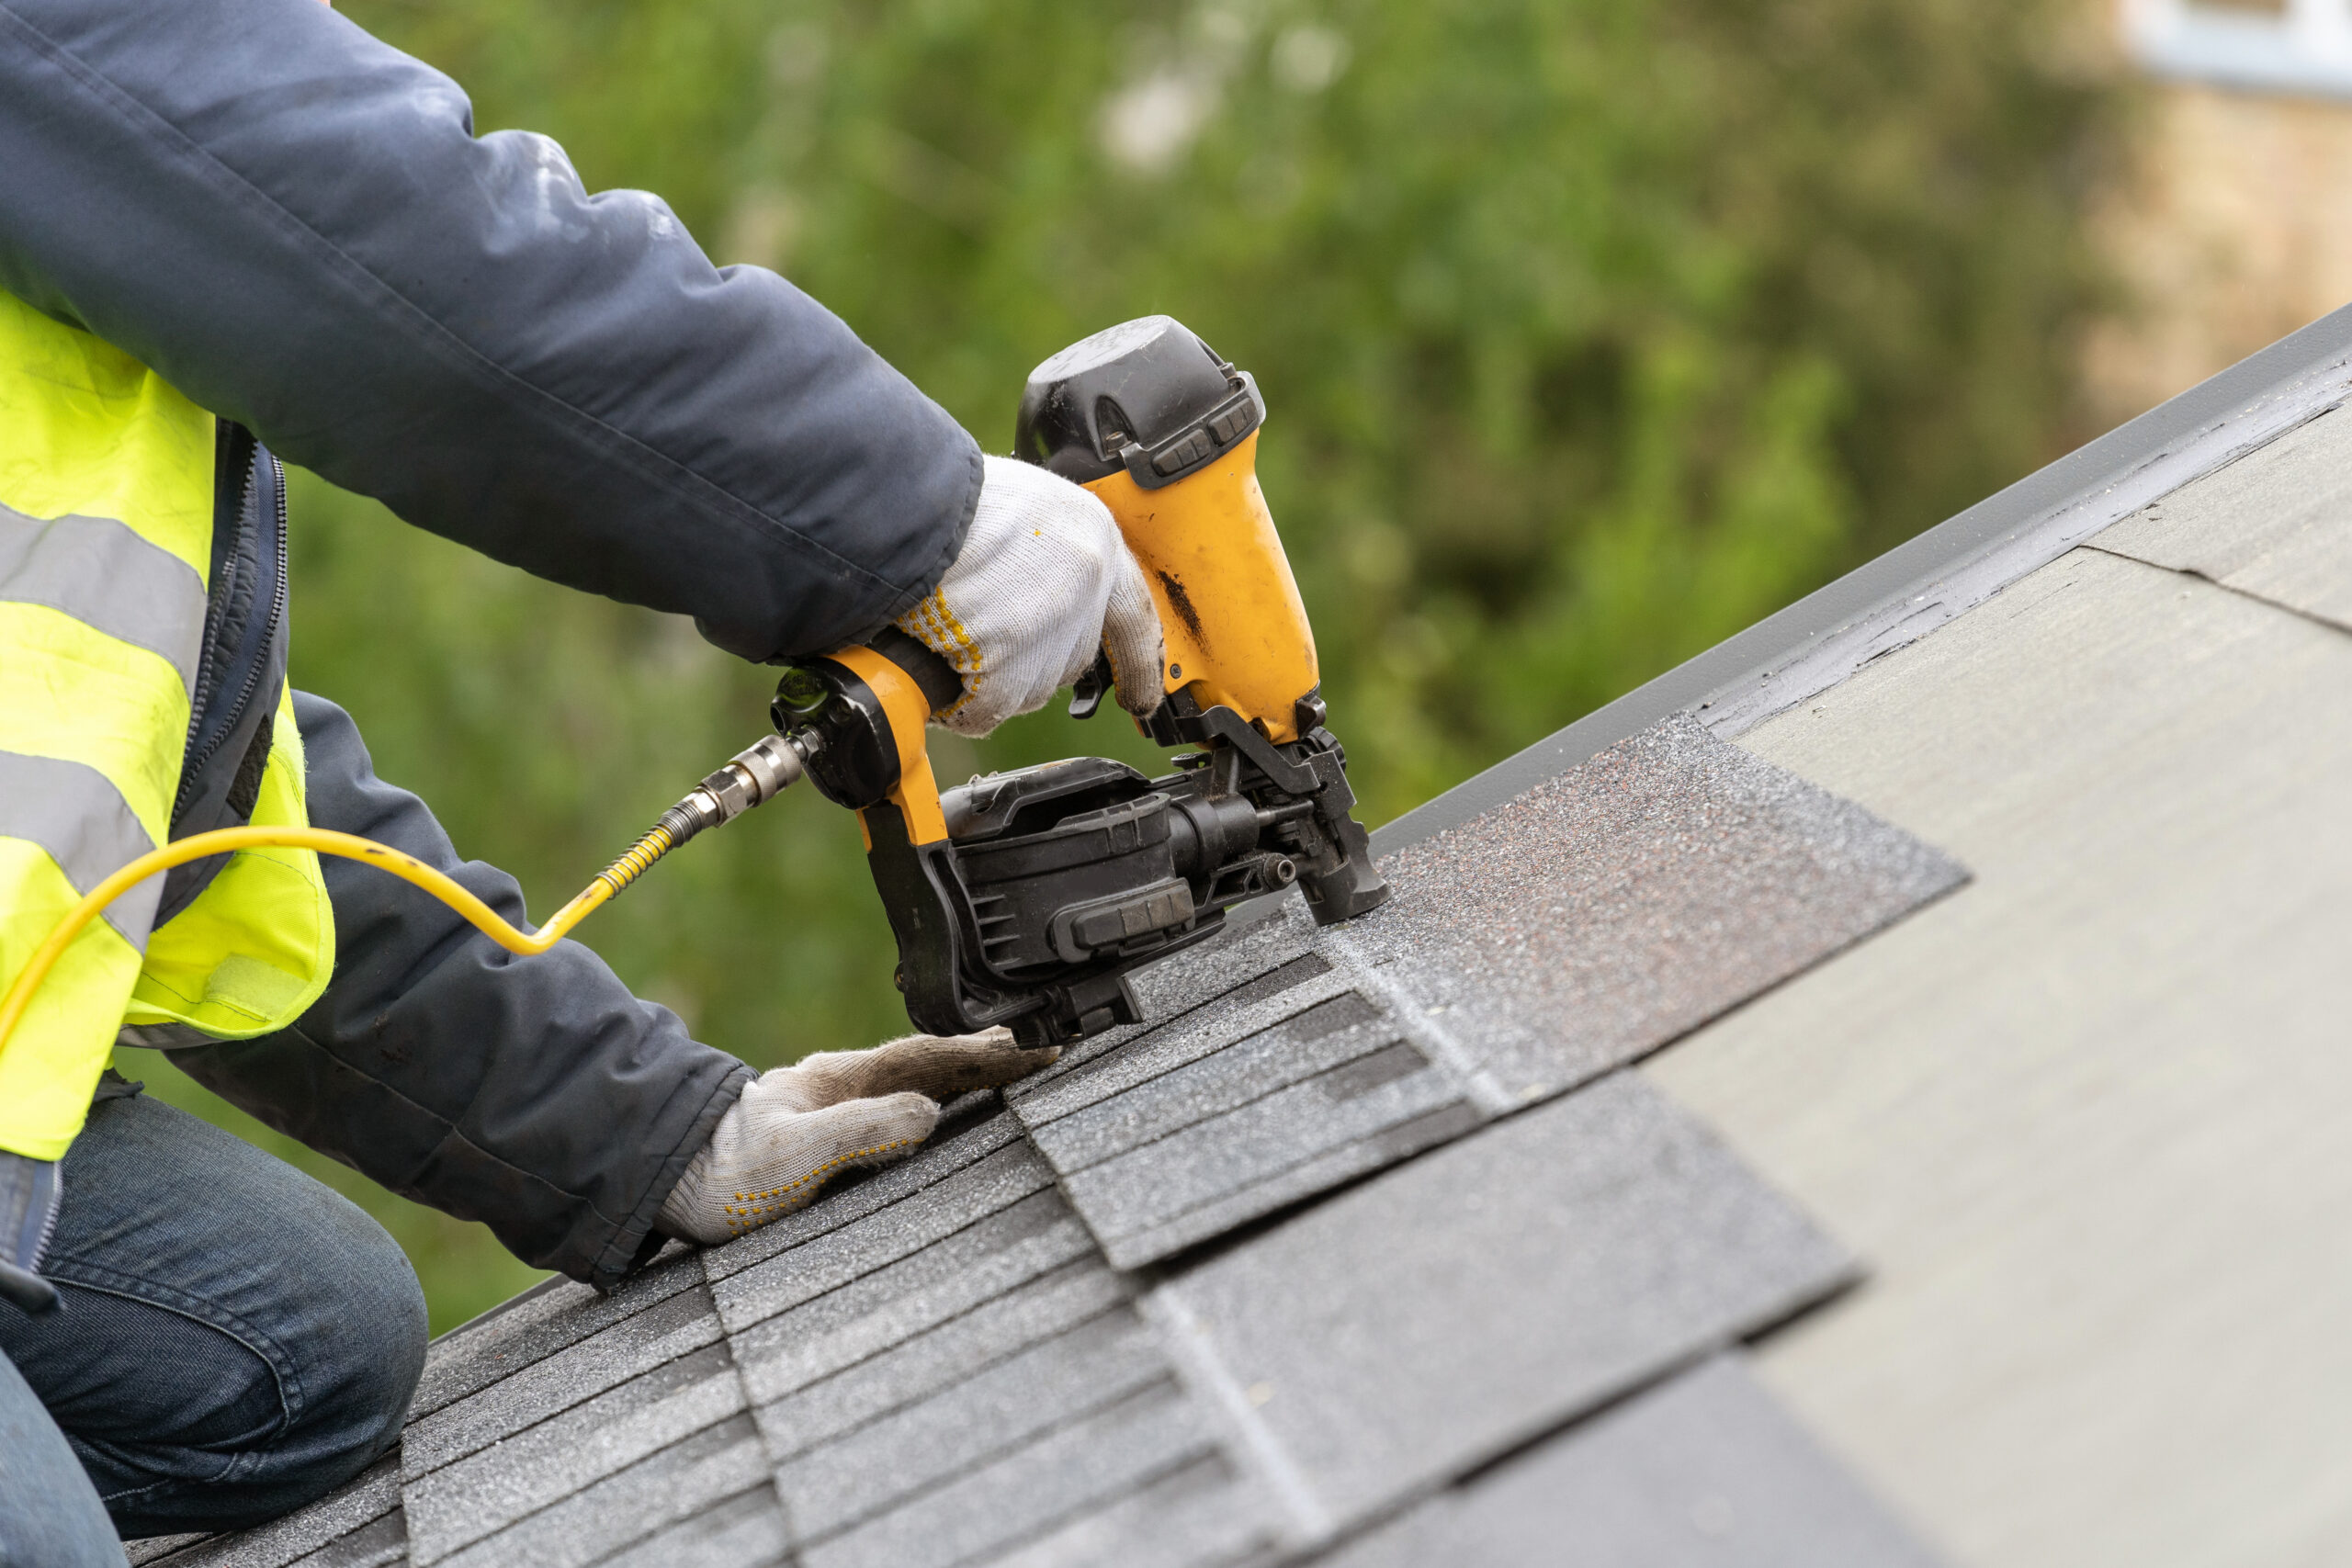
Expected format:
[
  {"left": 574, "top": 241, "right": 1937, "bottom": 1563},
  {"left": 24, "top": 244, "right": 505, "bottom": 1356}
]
[{"left": 1068, "top": 649, "right": 1114, "bottom": 720}]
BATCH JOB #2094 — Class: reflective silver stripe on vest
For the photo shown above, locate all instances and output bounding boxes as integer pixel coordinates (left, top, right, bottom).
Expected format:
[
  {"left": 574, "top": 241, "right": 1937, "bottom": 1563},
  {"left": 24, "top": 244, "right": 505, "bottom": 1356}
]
[
  {"left": 0, "top": 504, "right": 208, "bottom": 694},
  {"left": 0, "top": 750, "right": 162, "bottom": 948},
  {"left": 115, "top": 1021, "right": 210, "bottom": 1050}
]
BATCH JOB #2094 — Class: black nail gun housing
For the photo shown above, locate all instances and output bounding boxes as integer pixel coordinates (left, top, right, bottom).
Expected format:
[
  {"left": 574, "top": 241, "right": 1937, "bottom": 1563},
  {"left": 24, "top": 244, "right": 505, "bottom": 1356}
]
[{"left": 772, "top": 645, "right": 1384, "bottom": 1049}]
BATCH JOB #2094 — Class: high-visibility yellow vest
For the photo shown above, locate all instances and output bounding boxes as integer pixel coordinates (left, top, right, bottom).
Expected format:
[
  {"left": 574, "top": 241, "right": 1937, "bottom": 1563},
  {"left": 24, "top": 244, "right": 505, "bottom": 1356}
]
[{"left": 0, "top": 291, "right": 334, "bottom": 1161}]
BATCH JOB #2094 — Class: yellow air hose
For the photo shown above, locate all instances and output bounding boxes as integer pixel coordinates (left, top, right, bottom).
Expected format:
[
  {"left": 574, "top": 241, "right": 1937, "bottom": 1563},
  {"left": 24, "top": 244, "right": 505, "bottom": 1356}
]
[{"left": 0, "top": 731, "right": 814, "bottom": 1063}]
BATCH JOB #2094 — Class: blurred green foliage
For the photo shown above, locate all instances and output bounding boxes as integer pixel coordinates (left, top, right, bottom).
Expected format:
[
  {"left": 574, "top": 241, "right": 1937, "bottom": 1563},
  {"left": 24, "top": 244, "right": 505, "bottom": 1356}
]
[{"left": 144, "top": 0, "right": 2119, "bottom": 1331}]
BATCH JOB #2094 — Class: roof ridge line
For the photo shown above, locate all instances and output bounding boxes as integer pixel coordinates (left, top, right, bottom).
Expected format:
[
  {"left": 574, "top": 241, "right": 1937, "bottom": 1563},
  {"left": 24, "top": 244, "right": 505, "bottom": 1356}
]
[{"left": 1371, "top": 299, "right": 2352, "bottom": 855}]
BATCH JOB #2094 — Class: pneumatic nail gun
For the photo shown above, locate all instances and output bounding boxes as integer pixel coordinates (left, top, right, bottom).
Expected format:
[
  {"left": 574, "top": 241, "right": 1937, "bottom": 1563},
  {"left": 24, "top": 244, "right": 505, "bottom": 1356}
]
[{"left": 771, "top": 316, "right": 1389, "bottom": 1047}]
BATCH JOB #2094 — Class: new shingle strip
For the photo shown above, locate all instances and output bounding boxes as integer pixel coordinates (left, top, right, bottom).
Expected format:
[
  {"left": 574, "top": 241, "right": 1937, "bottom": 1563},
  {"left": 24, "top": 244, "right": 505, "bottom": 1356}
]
[
  {"left": 1157, "top": 1072, "right": 1857, "bottom": 1532},
  {"left": 1064, "top": 1053, "right": 1467, "bottom": 1269},
  {"left": 1008, "top": 945, "right": 1333, "bottom": 1123},
  {"left": 1012, "top": 716, "right": 1961, "bottom": 1271},
  {"left": 1317, "top": 1356, "right": 1943, "bottom": 1567},
  {"left": 1030, "top": 993, "right": 1399, "bottom": 1170},
  {"left": 1348, "top": 714, "right": 1966, "bottom": 1104},
  {"left": 1094, "top": 1103, "right": 1480, "bottom": 1273}
]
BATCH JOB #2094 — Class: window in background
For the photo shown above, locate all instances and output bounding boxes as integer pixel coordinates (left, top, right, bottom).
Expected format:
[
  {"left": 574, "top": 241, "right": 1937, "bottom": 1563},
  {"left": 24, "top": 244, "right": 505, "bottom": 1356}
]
[{"left": 2125, "top": 0, "right": 2352, "bottom": 96}]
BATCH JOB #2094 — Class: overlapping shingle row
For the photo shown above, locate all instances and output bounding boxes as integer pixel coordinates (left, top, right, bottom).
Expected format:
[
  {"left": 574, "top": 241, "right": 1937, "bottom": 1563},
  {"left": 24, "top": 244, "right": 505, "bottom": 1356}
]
[{"left": 138, "top": 716, "right": 1961, "bottom": 1568}]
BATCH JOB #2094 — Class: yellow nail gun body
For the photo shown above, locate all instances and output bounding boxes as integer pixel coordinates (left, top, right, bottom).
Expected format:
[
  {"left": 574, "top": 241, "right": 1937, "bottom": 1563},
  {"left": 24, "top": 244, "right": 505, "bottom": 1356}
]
[{"left": 774, "top": 318, "right": 1388, "bottom": 1047}]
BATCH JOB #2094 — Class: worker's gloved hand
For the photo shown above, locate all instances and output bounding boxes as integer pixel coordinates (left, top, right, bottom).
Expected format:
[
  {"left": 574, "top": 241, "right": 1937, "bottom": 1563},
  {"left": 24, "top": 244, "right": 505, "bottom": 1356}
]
[
  {"left": 655, "top": 1027, "right": 1059, "bottom": 1245},
  {"left": 898, "top": 456, "right": 1164, "bottom": 738},
  {"left": 0, "top": 1151, "right": 62, "bottom": 1315}
]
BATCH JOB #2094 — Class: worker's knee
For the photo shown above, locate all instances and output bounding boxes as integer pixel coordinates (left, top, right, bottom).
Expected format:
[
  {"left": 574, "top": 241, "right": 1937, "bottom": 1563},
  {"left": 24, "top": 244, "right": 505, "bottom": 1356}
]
[
  {"left": 109, "top": 1190, "right": 423, "bottom": 1533},
  {"left": 219, "top": 1172, "right": 427, "bottom": 1520},
  {"left": 4, "top": 1094, "right": 427, "bottom": 1535}
]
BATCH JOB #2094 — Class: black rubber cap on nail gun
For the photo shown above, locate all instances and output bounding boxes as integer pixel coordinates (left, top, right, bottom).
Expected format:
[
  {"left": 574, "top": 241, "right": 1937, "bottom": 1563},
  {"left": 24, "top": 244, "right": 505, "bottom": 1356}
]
[{"left": 1015, "top": 316, "right": 1265, "bottom": 491}]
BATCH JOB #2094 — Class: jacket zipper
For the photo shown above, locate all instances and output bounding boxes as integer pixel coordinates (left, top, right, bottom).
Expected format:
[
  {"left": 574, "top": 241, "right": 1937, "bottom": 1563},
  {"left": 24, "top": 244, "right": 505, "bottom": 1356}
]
[{"left": 171, "top": 447, "right": 288, "bottom": 821}]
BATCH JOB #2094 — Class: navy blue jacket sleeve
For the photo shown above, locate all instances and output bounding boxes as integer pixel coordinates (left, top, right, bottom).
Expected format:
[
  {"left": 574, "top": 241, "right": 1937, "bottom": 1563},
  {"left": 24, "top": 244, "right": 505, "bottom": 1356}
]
[
  {"left": 171, "top": 694, "right": 754, "bottom": 1291},
  {"left": 0, "top": 0, "right": 979, "bottom": 659}
]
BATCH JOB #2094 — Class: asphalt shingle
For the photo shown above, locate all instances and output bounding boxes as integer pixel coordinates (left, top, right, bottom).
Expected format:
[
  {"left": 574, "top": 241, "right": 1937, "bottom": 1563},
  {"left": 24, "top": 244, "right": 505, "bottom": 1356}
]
[
  {"left": 1318, "top": 1355, "right": 1941, "bottom": 1567},
  {"left": 429, "top": 1413, "right": 770, "bottom": 1568},
  {"left": 697, "top": 1100, "right": 1028, "bottom": 1285},
  {"left": 775, "top": 1305, "right": 1170, "bottom": 1544},
  {"left": 739, "top": 1206, "right": 1115, "bottom": 1421},
  {"left": 1344, "top": 712, "right": 1966, "bottom": 1106},
  {"left": 978, "top": 1453, "right": 1282, "bottom": 1568},
  {"left": 1009, "top": 714, "right": 1962, "bottom": 1269},
  {"left": 402, "top": 1338, "right": 745, "bottom": 1563},
  {"left": 407, "top": 1247, "right": 703, "bottom": 1422},
  {"left": 136, "top": 1456, "right": 401, "bottom": 1568},
  {"left": 401, "top": 1281, "right": 725, "bottom": 1482},
  {"left": 578, "top": 1483, "right": 786, "bottom": 1568},
  {"left": 1158, "top": 1072, "right": 1855, "bottom": 1529},
  {"left": 710, "top": 1138, "right": 1058, "bottom": 1336},
  {"left": 796, "top": 1380, "right": 1241, "bottom": 1568}
]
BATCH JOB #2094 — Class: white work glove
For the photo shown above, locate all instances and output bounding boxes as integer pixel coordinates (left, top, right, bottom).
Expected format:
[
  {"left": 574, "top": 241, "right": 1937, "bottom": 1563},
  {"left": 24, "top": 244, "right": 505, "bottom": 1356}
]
[
  {"left": 656, "top": 1028, "right": 1059, "bottom": 1245},
  {"left": 898, "top": 456, "right": 1165, "bottom": 738}
]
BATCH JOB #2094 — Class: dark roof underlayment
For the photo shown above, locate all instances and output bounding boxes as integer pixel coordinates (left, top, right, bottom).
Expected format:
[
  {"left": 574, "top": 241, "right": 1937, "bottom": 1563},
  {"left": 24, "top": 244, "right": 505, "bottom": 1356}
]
[{"left": 130, "top": 299, "right": 2352, "bottom": 1568}]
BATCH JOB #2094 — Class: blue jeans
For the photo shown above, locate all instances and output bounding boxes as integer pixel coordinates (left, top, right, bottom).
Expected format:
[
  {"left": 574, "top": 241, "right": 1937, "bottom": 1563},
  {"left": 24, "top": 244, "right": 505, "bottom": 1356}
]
[{"left": 0, "top": 1087, "right": 426, "bottom": 1562}]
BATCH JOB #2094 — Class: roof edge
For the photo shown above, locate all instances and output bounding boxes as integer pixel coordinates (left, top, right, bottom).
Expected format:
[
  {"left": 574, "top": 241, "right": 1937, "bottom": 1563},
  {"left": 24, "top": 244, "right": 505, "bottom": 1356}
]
[{"left": 1372, "top": 299, "right": 2352, "bottom": 854}]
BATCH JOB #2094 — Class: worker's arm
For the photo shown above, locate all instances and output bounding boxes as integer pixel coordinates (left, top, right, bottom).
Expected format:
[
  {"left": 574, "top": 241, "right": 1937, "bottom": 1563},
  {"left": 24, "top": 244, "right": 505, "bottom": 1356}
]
[{"left": 0, "top": 0, "right": 978, "bottom": 660}]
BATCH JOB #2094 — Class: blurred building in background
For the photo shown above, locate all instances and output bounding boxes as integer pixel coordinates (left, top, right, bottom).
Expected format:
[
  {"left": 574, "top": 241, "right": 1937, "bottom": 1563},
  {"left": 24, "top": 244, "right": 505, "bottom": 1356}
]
[{"left": 2089, "top": 0, "right": 2352, "bottom": 419}]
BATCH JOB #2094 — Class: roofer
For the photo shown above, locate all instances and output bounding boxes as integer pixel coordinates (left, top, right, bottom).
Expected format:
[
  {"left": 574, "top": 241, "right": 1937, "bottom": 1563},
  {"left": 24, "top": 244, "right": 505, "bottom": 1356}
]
[{"left": 0, "top": 0, "right": 1170, "bottom": 1556}]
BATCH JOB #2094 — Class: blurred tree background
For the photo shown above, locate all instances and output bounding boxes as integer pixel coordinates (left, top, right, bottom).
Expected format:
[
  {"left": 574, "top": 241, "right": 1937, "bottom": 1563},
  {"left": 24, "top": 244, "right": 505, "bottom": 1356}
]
[{"left": 128, "top": 0, "right": 2122, "bottom": 1330}]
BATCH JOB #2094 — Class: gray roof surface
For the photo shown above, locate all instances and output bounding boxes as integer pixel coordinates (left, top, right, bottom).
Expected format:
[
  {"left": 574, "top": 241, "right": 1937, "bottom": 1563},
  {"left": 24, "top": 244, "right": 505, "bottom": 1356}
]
[
  {"left": 138, "top": 716, "right": 1954, "bottom": 1568},
  {"left": 148, "top": 299, "right": 2352, "bottom": 1568}
]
